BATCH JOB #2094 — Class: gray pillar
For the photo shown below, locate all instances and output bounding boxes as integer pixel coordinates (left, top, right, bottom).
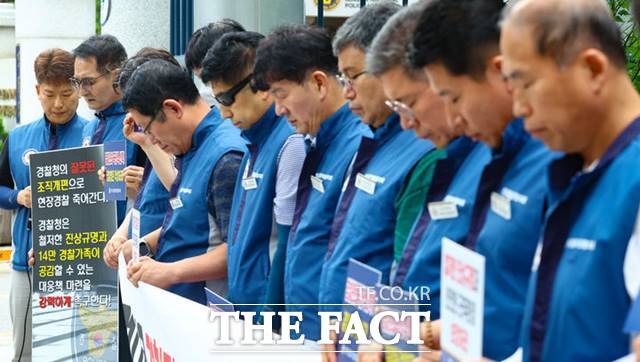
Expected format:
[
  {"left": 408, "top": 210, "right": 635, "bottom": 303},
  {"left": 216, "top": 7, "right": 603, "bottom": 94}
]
[
  {"left": 15, "top": 0, "right": 95, "bottom": 124},
  {"left": 101, "top": 0, "right": 171, "bottom": 57}
]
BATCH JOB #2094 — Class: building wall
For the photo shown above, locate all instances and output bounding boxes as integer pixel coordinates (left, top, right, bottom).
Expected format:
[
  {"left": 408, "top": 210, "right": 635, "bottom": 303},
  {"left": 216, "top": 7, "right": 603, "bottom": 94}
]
[
  {"left": 15, "top": 0, "right": 95, "bottom": 124},
  {"left": 193, "top": 0, "right": 303, "bottom": 37},
  {"left": 101, "top": 0, "right": 171, "bottom": 57},
  {"left": 191, "top": 0, "right": 304, "bottom": 102},
  {"left": 0, "top": 3, "right": 16, "bottom": 130}
]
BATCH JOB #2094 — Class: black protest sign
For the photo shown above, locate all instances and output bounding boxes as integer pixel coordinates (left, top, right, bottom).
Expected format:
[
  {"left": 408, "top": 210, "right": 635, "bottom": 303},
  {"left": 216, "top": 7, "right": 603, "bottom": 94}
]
[{"left": 29, "top": 145, "right": 119, "bottom": 361}]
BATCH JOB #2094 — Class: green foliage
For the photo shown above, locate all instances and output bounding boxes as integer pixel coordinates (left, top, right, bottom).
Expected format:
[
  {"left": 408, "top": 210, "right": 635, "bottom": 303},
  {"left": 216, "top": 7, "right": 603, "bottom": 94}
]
[
  {"left": 610, "top": 0, "right": 640, "bottom": 90},
  {"left": 96, "top": 0, "right": 101, "bottom": 35},
  {"left": 0, "top": 115, "right": 7, "bottom": 150}
]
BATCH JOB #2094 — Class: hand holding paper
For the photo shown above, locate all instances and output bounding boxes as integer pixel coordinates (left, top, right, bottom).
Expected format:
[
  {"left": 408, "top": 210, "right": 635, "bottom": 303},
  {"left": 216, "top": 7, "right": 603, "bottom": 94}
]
[{"left": 17, "top": 186, "right": 31, "bottom": 208}]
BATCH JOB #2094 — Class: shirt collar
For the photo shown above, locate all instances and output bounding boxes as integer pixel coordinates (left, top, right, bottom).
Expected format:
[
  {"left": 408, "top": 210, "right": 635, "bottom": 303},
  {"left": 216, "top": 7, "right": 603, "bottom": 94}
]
[
  {"left": 493, "top": 118, "right": 529, "bottom": 158},
  {"left": 96, "top": 100, "right": 126, "bottom": 120},
  {"left": 549, "top": 116, "right": 640, "bottom": 192},
  {"left": 446, "top": 136, "right": 477, "bottom": 162},
  {"left": 314, "top": 102, "right": 352, "bottom": 151},
  {"left": 43, "top": 113, "right": 79, "bottom": 134},
  {"left": 190, "top": 106, "right": 224, "bottom": 152},
  {"left": 241, "top": 104, "right": 279, "bottom": 147},
  {"left": 372, "top": 112, "right": 402, "bottom": 145}
]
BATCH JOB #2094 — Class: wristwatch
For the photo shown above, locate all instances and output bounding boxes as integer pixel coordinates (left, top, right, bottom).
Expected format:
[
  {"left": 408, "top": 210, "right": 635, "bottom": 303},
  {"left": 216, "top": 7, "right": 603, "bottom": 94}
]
[{"left": 139, "top": 238, "right": 154, "bottom": 257}]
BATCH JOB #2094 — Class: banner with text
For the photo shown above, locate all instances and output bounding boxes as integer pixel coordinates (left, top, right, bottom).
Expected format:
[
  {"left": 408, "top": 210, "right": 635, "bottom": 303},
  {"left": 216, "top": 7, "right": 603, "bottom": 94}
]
[{"left": 30, "top": 145, "right": 118, "bottom": 361}]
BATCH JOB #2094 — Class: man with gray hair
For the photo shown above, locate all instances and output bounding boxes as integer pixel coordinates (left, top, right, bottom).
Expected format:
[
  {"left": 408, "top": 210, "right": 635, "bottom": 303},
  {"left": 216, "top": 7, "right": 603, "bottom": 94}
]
[
  {"left": 319, "top": 4, "right": 434, "bottom": 358},
  {"left": 501, "top": 0, "right": 640, "bottom": 360},
  {"left": 367, "top": 3, "right": 492, "bottom": 356},
  {"left": 363, "top": 1, "right": 452, "bottom": 273}
]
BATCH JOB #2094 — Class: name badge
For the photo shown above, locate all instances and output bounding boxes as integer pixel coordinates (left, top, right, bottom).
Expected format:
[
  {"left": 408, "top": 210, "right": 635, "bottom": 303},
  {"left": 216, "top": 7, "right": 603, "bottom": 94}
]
[
  {"left": 355, "top": 173, "right": 376, "bottom": 195},
  {"left": 170, "top": 197, "right": 183, "bottom": 210},
  {"left": 428, "top": 201, "right": 459, "bottom": 220},
  {"left": 242, "top": 177, "right": 258, "bottom": 190},
  {"left": 491, "top": 192, "right": 511, "bottom": 220},
  {"left": 311, "top": 175, "right": 325, "bottom": 193}
]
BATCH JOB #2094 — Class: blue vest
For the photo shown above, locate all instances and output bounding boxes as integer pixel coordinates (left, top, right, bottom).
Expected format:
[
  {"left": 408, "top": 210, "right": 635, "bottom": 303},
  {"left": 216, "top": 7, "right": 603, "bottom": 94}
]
[
  {"left": 127, "top": 168, "right": 168, "bottom": 238},
  {"left": 226, "top": 105, "right": 294, "bottom": 311},
  {"left": 284, "top": 103, "right": 371, "bottom": 341},
  {"left": 155, "top": 108, "right": 246, "bottom": 304},
  {"left": 82, "top": 101, "right": 137, "bottom": 225},
  {"left": 9, "top": 114, "right": 87, "bottom": 270},
  {"left": 395, "top": 137, "right": 491, "bottom": 319},
  {"left": 318, "top": 114, "right": 433, "bottom": 308},
  {"left": 521, "top": 118, "right": 640, "bottom": 362},
  {"left": 467, "top": 119, "right": 557, "bottom": 360}
]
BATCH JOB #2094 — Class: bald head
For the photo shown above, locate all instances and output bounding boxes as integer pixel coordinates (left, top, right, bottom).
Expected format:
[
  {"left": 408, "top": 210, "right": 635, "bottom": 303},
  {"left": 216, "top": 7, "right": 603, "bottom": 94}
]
[{"left": 502, "top": 0, "right": 626, "bottom": 69}]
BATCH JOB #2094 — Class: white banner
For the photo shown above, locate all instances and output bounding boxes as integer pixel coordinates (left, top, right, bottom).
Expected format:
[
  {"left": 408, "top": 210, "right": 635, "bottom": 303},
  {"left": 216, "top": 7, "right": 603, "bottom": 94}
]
[
  {"left": 304, "top": 0, "right": 420, "bottom": 18},
  {"left": 118, "top": 254, "right": 321, "bottom": 361},
  {"left": 440, "top": 237, "right": 485, "bottom": 361}
]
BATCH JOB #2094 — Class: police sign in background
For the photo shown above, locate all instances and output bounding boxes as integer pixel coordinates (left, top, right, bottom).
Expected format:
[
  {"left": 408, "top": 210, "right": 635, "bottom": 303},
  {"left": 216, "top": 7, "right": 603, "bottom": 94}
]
[{"left": 29, "top": 145, "right": 118, "bottom": 361}]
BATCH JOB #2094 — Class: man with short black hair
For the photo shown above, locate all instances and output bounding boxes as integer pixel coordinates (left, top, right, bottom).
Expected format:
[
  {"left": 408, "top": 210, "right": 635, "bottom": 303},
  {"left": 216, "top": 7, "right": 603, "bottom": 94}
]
[
  {"left": 123, "top": 60, "right": 246, "bottom": 305},
  {"left": 409, "top": 0, "right": 556, "bottom": 359},
  {"left": 1, "top": 48, "right": 86, "bottom": 362},
  {"left": 73, "top": 34, "right": 146, "bottom": 225},
  {"left": 253, "top": 24, "right": 371, "bottom": 340},
  {"left": 185, "top": 19, "right": 245, "bottom": 78},
  {"left": 501, "top": 0, "right": 640, "bottom": 360},
  {"left": 103, "top": 48, "right": 180, "bottom": 270},
  {"left": 200, "top": 31, "right": 306, "bottom": 316}
]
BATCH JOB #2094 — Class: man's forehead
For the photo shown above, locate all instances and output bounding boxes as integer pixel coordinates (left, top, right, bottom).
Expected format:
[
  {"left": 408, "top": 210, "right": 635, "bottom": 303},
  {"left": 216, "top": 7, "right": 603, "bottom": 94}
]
[
  {"left": 382, "top": 70, "right": 423, "bottom": 100},
  {"left": 337, "top": 46, "right": 365, "bottom": 69},
  {"left": 270, "top": 79, "right": 302, "bottom": 93},
  {"left": 40, "top": 83, "right": 74, "bottom": 92},
  {"left": 74, "top": 56, "right": 100, "bottom": 75}
]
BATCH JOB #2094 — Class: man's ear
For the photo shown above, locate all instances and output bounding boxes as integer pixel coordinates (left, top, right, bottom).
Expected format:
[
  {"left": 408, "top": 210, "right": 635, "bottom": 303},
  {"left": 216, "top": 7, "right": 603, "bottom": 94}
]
[
  {"left": 162, "top": 99, "right": 183, "bottom": 119},
  {"left": 578, "top": 48, "right": 609, "bottom": 95},
  {"left": 310, "top": 70, "right": 330, "bottom": 100}
]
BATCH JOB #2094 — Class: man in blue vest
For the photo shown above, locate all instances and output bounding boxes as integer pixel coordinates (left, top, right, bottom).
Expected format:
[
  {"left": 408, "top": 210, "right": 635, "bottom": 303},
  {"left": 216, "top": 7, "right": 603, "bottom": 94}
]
[
  {"left": 73, "top": 35, "right": 146, "bottom": 225},
  {"left": 408, "top": 1, "right": 557, "bottom": 359},
  {"left": 199, "top": 31, "right": 306, "bottom": 314},
  {"left": 123, "top": 60, "right": 246, "bottom": 305},
  {"left": 366, "top": 0, "right": 491, "bottom": 324},
  {"left": 632, "top": 1, "right": 640, "bottom": 359},
  {"left": 0, "top": 48, "right": 86, "bottom": 362},
  {"left": 501, "top": 0, "right": 640, "bottom": 360},
  {"left": 253, "top": 24, "right": 371, "bottom": 340},
  {"left": 320, "top": 1, "right": 433, "bottom": 314},
  {"left": 103, "top": 49, "right": 179, "bottom": 268}
]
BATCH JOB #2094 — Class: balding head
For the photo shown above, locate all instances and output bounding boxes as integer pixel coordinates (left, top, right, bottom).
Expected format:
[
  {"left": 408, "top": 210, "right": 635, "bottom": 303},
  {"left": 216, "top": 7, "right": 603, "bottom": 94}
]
[{"left": 501, "top": 0, "right": 626, "bottom": 69}]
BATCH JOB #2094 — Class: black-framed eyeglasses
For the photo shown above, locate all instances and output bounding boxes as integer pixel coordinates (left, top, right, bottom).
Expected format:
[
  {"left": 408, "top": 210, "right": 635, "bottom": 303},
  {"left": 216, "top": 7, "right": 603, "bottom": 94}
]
[
  {"left": 214, "top": 74, "right": 254, "bottom": 107},
  {"left": 336, "top": 70, "right": 367, "bottom": 91},
  {"left": 69, "top": 72, "right": 109, "bottom": 91},
  {"left": 142, "top": 109, "right": 163, "bottom": 135}
]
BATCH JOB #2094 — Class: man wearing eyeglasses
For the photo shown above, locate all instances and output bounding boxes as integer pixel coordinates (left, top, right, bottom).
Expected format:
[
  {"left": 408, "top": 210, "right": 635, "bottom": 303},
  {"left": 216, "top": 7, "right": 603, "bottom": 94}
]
[
  {"left": 0, "top": 48, "right": 86, "bottom": 362},
  {"left": 73, "top": 35, "right": 147, "bottom": 225},
  {"left": 122, "top": 59, "right": 246, "bottom": 305},
  {"left": 407, "top": 1, "right": 558, "bottom": 360},
  {"left": 253, "top": 24, "right": 371, "bottom": 341},
  {"left": 318, "top": 1, "right": 434, "bottom": 344},
  {"left": 365, "top": 0, "right": 491, "bottom": 323},
  {"left": 199, "top": 31, "right": 306, "bottom": 320}
]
